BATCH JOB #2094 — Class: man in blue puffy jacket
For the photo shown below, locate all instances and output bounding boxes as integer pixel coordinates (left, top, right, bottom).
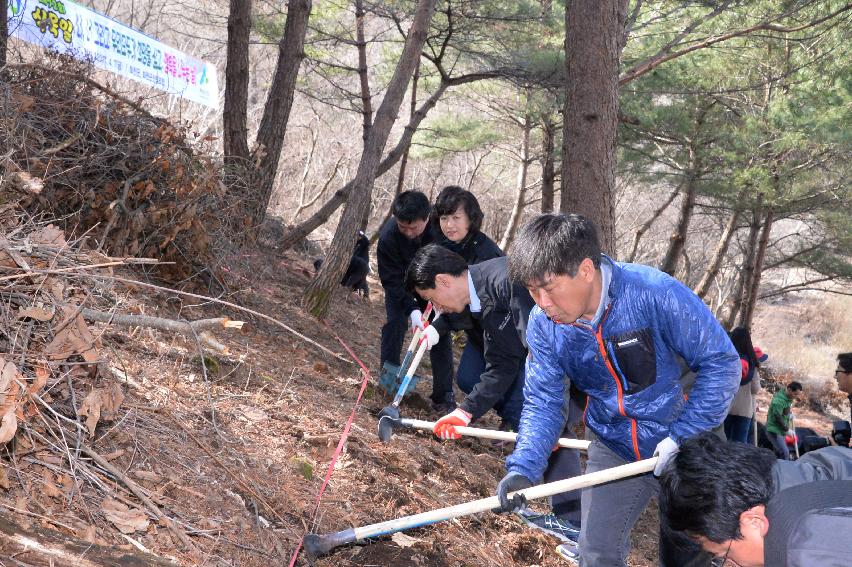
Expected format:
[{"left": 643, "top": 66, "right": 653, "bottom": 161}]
[{"left": 495, "top": 214, "right": 740, "bottom": 567}]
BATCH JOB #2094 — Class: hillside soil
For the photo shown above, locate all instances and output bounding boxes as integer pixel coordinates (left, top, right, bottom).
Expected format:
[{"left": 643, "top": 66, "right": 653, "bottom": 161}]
[{"left": 0, "top": 245, "right": 841, "bottom": 567}]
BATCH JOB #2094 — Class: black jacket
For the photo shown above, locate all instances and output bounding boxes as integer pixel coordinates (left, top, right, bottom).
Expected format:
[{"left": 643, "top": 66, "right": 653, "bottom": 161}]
[
  {"left": 766, "top": 447, "right": 852, "bottom": 566},
  {"left": 432, "top": 231, "right": 503, "bottom": 337},
  {"left": 436, "top": 230, "right": 503, "bottom": 265},
  {"left": 377, "top": 219, "right": 437, "bottom": 314},
  {"left": 459, "top": 256, "right": 536, "bottom": 420}
]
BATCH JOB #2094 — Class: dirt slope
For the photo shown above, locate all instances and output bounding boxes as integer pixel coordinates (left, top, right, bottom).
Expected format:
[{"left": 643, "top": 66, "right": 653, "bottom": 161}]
[{"left": 0, "top": 247, "right": 676, "bottom": 566}]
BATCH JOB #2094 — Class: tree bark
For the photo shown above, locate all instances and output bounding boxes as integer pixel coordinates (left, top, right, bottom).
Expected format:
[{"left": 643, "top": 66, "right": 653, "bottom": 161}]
[
  {"left": 659, "top": 156, "right": 699, "bottom": 275},
  {"left": 370, "top": 59, "right": 422, "bottom": 243},
  {"left": 248, "top": 0, "right": 312, "bottom": 226},
  {"left": 302, "top": 0, "right": 437, "bottom": 318},
  {"left": 739, "top": 208, "right": 774, "bottom": 329},
  {"left": 223, "top": 0, "right": 252, "bottom": 165},
  {"left": 693, "top": 206, "right": 741, "bottom": 300},
  {"left": 500, "top": 112, "right": 532, "bottom": 249},
  {"left": 625, "top": 183, "right": 681, "bottom": 263},
  {"left": 395, "top": 59, "right": 420, "bottom": 197},
  {"left": 0, "top": 0, "right": 7, "bottom": 71},
  {"left": 0, "top": 512, "right": 174, "bottom": 566},
  {"left": 725, "top": 193, "right": 762, "bottom": 329},
  {"left": 540, "top": 115, "right": 556, "bottom": 213},
  {"left": 560, "top": 0, "right": 628, "bottom": 254},
  {"left": 355, "top": 0, "right": 373, "bottom": 143},
  {"left": 355, "top": 0, "right": 373, "bottom": 232}
]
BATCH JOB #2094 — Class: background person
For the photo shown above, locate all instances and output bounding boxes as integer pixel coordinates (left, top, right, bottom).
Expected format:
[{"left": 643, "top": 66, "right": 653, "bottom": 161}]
[
  {"left": 836, "top": 352, "right": 852, "bottom": 421},
  {"left": 724, "top": 327, "right": 765, "bottom": 443},
  {"left": 765, "top": 381, "right": 803, "bottom": 460},
  {"left": 377, "top": 191, "right": 455, "bottom": 411}
]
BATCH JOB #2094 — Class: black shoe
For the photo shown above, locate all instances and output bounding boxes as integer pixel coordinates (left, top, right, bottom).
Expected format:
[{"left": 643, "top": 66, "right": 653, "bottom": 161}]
[{"left": 431, "top": 392, "right": 456, "bottom": 414}]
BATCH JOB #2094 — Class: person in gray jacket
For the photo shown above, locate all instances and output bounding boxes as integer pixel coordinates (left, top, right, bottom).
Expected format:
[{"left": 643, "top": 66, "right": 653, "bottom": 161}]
[{"left": 659, "top": 431, "right": 852, "bottom": 566}]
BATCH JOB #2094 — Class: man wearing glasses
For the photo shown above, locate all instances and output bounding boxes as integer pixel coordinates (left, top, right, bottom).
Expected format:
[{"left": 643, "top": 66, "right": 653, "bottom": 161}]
[
  {"left": 659, "top": 431, "right": 852, "bottom": 567},
  {"left": 836, "top": 352, "right": 852, "bottom": 421}
]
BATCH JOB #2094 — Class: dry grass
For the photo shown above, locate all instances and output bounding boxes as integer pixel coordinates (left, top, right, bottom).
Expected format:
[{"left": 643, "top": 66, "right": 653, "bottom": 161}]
[{"left": 753, "top": 294, "right": 852, "bottom": 419}]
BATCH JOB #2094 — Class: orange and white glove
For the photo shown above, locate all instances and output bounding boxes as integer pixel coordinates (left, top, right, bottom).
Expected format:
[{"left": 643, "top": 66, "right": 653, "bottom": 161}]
[{"left": 433, "top": 408, "right": 472, "bottom": 440}]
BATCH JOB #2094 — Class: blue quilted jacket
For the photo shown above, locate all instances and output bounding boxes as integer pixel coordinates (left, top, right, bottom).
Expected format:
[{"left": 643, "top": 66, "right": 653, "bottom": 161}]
[{"left": 506, "top": 257, "right": 740, "bottom": 482}]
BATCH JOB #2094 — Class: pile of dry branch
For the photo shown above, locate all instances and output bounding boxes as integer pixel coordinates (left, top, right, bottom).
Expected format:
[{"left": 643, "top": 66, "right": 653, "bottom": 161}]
[
  {"left": 2, "top": 54, "right": 228, "bottom": 284},
  {"left": 0, "top": 192, "right": 248, "bottom": 564}
]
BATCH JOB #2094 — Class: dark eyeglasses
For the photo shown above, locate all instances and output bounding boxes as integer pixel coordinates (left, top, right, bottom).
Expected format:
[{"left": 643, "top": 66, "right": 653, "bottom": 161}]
[
  {"left": 709, "top": 539, "right": 733, "bottom": 567},
  {"left": 836, "top": 369, "right": 851, "bottom": 376}
]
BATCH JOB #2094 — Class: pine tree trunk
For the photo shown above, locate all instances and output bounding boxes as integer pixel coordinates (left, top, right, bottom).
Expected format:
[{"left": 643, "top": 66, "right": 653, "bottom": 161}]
[
  {"left": 302, "top": 0, "right": 437, "bottom": 318},
  {"left": 0, "top": 1, "right": 7, "bottom": 71},
  {"left": 355, "top": 0, "right": 373, "bottom": 142},
  {"left": 540, "top": 115, "right": 556, "bottom": 213},
  {"left": 740, "top": 208, "right": 774, "bottom": 329},
  {"left": 723, "top": 269, "right": 745, "bottom": 330},
  {"left": 625, "top": 183, "right": 681, "bottom": 263},
  {"left": 560, "top": 0, "right": 628, "bottom": 254},
  {"left": 248, "top": 0, "right": 312, "bottom": 226},
  {"left": 394, "top": 60, "right": 420, "bottom": 197},
  {"left": 500, "top": 113, "right": 532, "bottom": 249},
  {"left": 223, "top": 0, "right": 252, "bottom": 165},
  {"left": 355, "top": 0, "right": 373, "bottom": 232},
  {"left": 732, "top": 193, "right": 763, "bottom": 327},
  {"left": 660, "top": 154, "right": 700, "bottom": 276},
  {"left": 694, "top": 206, "right": 741, "bottom": 300},
  {"left": 372, "top": 60, "right": 422, "bottom": 242},
  {"left": 277, "top": 80, "right": 450, "bottom": 251}
]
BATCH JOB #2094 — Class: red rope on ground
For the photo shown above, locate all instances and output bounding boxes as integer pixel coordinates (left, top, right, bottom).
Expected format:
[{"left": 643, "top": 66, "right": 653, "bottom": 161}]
[{"left": 287, "top": 326, "right": 373, "bottom": 567}]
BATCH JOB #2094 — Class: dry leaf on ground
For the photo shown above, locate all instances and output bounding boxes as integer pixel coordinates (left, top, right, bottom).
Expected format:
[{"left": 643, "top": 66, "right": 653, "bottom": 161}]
[
  {"left": 44, "top": 306, "right": 99, "bottom": 362},
  {"left": 77, "top": 383, "right": 125, "bottom": 434},
  {"left": 30, "top": 224, "right": 66, "bottom": 247},
  {"left": 0, "top": 411, "right": 18, "bottom": 444},
  {"left": 16, "top": 306, "right": 55, "bottom": 321},
  {"left": 391, "top": 532, "right": 420, "bottom": 548},
  {"left": 102, "top": 497, "right": 149, "bottom": 534}
]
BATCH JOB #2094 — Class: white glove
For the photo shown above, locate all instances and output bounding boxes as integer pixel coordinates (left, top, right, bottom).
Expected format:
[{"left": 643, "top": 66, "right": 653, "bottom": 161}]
[
  {"left": 653, "top": 436, "right": 679, "bottom": 476},
  {"left": 423, "top": 326, "right": 440, "bottom": 350},
  {"left": 409, "top": 309, "right": 424, "bottom": 331}
]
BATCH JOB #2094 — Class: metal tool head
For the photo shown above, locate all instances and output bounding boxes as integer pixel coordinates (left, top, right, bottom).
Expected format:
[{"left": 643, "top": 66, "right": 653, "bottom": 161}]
[
  {"left": 378, "top": 404, "right": 401, "bottom": 421},
  {"left": 377, "top": 414, "right": 401, "bottom": 443},
  {"left": 303, "top": 528, "right": 356, "bottom": 556}
]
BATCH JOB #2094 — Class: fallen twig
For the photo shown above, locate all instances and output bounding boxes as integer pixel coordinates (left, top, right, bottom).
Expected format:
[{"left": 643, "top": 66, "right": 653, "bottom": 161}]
[
  {"left": 79, "top": 274, "right": 350, "bottom": 363},
  {"left": 80, "top": 443, "right": 200, "bottom": 557},
  {"left": 80, "top": 309, "right": 244, "bottom": 335}
]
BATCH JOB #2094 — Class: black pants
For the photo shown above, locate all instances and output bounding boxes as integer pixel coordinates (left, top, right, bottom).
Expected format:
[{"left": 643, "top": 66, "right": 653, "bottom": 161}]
[{"left": 380, "top": 296, "right": 454, "bottom": 402}]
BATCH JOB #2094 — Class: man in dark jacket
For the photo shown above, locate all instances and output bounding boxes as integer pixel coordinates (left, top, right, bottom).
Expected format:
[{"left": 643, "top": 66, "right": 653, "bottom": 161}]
[
  {"left": 405, "top": 245, "right": 583, "bottom": 542},
  {"left": 497, "top": 213, "right": 740, "bottom": 567},
  {"left": 377, "top": 191, "right": 455, "bottom": 410},
  {"left": 659, "top": 431, "right": 852, "bottom": 567}
]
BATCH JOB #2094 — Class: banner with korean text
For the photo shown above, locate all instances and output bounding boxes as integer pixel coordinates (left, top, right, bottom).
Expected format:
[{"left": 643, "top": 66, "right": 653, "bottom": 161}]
[{"left": 6, "top": 0, "right": 219, "bottom": 108}]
